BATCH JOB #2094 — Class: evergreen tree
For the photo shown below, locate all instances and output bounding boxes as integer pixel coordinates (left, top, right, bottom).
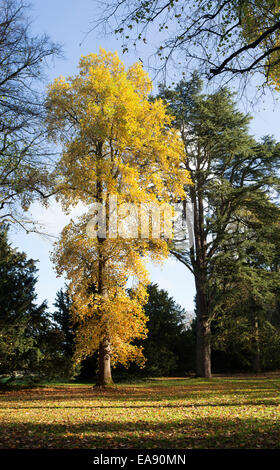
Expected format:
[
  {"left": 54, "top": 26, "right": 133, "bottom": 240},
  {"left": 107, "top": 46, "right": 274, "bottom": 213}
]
[
  {"left": 52, "top": 286, "right": 75, "bottom": 358},
  {"left": 141, "top": 284, "right": 189, "bottom": 376},
  {"left": 0, "top": 227, "right": 73, "bottom": 380},
  {"left": 211, "top": 208, "right": 280, "bottom": 373},
  {"left": 158, "top": 78, "right": 280, "bottom": 377},
  {"left": 0, "top": 227, "right": 48, "bottom": 375}
]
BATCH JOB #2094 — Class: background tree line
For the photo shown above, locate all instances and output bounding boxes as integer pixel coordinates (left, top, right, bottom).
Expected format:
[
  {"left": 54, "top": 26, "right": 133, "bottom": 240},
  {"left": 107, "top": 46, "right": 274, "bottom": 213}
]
[{"left": 1, "top": 222, "right": 280, "bottom": 383}]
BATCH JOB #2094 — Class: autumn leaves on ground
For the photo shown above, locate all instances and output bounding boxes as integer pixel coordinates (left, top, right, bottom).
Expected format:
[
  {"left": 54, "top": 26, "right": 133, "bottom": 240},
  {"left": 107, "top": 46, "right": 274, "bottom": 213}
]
[{"left": 1, "top": 377, "right": 280, "bottom": 449}]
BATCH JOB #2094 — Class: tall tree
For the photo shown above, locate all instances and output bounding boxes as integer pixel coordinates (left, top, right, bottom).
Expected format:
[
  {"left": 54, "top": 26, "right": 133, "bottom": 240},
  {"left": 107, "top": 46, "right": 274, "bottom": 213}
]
[
  {"left": 0, "top": 226, "right": 48, "bottom": 375},
  {"left": 0, "top": 0, "right": 60, "bottom": 231},
  {"left": 46, "top": 49, "right": 189, "bottom": 385},
  {"left": 211, "top": 204, "right": 280, "bottom": 373},
  {"left": 158, "top": 78, "right": 280, "bottom": 377}
]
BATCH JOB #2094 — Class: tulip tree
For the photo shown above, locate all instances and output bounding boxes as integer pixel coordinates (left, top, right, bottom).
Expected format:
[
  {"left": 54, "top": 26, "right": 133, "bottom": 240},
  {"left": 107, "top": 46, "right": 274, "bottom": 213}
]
[{"left": 46, "top": 49, "right": 190, "bottom": 385}]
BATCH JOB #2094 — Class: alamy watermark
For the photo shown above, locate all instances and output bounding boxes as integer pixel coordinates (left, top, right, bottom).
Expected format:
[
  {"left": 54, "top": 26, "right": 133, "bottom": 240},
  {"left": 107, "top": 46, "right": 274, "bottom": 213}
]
[{"left": 85, "top": 195, "right": 194, "bottom": 249}]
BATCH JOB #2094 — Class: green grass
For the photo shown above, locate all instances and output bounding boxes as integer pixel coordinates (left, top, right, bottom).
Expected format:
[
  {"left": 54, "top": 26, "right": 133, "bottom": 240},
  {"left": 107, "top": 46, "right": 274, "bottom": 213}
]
[{"left": 1, "top": 376, "right": 280, "bottom": 448}]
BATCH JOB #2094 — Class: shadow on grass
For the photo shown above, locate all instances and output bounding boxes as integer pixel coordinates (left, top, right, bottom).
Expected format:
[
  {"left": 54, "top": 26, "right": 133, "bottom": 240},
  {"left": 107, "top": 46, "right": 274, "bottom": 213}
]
[
  {"left": 2, "top": 398, "right": 280, "bottom": 410},
  {"left": 0, "top": 415, "right": 280, "bottom": 449},
  {"left": 1, "top": 385, "right": 279, "bottom": 405},
  {"left": 1, "top": 379, "right": 280, "bottom": 448}
]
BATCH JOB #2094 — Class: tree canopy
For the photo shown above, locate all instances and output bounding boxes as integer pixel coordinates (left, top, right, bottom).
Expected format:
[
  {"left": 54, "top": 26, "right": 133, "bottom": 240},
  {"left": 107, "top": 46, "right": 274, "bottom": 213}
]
[
  {"left": 46, "top": 49, "right": 190, "bottom": 385},
  {"left": 157, "top": 76, "right": 280, "bottom": 377},
  {"left": 0, "top": 0, "right": 60, "bottom": 232},
  {"left": 96, "top": 1, "right": 280, "bottom": 89}
]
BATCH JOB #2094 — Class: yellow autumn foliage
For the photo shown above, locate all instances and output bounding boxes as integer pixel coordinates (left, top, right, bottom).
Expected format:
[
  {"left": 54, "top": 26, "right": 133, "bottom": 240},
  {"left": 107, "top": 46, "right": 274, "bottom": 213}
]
[
  {"left": 46, "top": 49, "right": 190, "bottom": 368},
  {"left": 52, "top": 217, "right": 171, "bottom": 366}
]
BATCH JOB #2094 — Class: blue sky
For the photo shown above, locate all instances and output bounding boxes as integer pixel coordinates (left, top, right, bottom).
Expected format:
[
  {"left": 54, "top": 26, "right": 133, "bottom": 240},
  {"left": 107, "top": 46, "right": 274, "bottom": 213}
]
[{"left": 8, "top": 0, "right": 280, "bottom": 314}]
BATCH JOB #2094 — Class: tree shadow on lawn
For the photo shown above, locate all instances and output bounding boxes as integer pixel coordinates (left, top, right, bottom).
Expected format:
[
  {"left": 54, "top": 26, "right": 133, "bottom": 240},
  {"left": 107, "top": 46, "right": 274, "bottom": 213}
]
[
  {"left": 2, "top": 399, "right": 280, "bottom": 410},
  {"left": 0, "top": 381, "right": 279, "bottom": 404},
  {"left": 0, "top": 415, "right": 280, "bottom": 449}
]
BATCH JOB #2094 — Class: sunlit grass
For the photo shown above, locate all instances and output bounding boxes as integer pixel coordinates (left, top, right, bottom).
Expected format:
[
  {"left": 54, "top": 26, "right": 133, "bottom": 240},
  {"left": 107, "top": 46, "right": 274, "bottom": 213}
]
[{"left": 1, "top": 377, "right": 280, "bottom": 448}]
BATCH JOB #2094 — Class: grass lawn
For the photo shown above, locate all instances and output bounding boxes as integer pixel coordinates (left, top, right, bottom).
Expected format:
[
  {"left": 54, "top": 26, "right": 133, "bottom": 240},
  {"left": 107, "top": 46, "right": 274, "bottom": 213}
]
[{"left": 1, "top": 376, "right": 280, "bottom": 448}]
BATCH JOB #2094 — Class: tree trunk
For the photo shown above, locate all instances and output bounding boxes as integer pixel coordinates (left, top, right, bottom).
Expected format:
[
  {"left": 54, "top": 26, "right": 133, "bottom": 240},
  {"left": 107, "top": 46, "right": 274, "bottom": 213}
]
[
  {"left": 195, "top": 275, "right": 211, "bottom": 378},
  {"left": 95, "top": 149, "right": 113, "bottom": 387},
  {"left": 196, "top": 315, "right": 211, "bottom": 378},
  {"left": 95, "top": 240, "right": 113, "bottom": 386},
  {"left": 253, "top": 316, "right": 261, "bottom": 374},
  {"left": 96, "top": 338, "right": 113, "bottom": 386},
  {"left": 190, "top": 172, "right": 212, "bottom": 378}
]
